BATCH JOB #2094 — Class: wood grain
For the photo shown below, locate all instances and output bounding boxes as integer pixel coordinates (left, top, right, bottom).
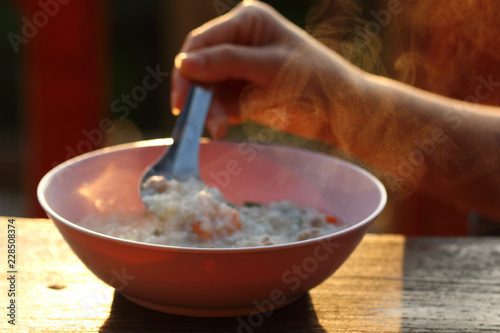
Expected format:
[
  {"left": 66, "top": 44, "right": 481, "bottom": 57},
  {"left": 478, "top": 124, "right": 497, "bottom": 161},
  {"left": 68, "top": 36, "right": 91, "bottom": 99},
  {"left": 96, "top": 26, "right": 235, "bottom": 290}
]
[{"left": 0, "top": 218, "right": 499, "bottom": 332}]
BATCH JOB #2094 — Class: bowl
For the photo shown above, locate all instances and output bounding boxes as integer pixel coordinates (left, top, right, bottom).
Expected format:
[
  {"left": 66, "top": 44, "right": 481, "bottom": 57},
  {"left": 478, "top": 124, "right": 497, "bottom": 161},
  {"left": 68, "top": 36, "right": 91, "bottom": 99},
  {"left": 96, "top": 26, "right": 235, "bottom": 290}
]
[{"left": 37, "top": 139, "right": 387, "bottom": 317}]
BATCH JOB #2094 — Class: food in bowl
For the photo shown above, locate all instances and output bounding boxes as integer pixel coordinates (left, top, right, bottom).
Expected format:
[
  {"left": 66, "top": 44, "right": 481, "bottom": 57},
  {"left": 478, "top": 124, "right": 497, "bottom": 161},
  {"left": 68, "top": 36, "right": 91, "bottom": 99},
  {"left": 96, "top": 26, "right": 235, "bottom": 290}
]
[
  {"left": 80, "top": 176, "right": 344, "bottom": 248},
  {"left": 37, "top": 140, "right": 387, "bottom": 317}
]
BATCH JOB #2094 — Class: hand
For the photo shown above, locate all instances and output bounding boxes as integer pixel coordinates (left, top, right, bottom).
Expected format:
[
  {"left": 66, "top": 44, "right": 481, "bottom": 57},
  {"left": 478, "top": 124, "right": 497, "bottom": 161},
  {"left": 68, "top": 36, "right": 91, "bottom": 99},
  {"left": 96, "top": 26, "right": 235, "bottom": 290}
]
[
  {"left": 171, "top": 0, "right": 331, "bottom": 138},
  {"left": 170, "top": 0, "right": 500, "bottom": 219}
]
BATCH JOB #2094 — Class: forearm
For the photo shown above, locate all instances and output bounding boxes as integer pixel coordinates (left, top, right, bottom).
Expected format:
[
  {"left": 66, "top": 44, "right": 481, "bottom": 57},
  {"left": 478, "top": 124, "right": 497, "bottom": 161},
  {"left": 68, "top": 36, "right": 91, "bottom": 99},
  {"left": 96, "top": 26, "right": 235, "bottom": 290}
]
[
  {"left": 337, "top": 70, "right": 500, "bottom": 218},
  {"left": 171, "top": 1, "right": 500, "bottom": 218}
]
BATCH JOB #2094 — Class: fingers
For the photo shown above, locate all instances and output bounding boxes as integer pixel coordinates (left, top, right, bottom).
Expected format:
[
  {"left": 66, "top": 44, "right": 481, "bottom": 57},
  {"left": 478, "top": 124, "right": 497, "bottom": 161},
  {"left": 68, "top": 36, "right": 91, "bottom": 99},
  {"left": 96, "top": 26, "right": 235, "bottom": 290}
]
[
  {"left": 206, "top": 98, "right": 230, "bottom": 138},
  {"left": 170, "top": 57, "right": 191, "bottom": 116},
  {"left": 180, "top": 44, "right": 286, "bottom": 85},
  {"left": 170, "top": 1, "right": 292, "bottom": 114},
  {"left": 181, "top": 1, "right": 285, "bottom": 52},
  {"left": 169, "top": 1, "right": 308, "bottom": 138},
  {"left": 171, "top": 43, "right": 287, "bottom": 112}
]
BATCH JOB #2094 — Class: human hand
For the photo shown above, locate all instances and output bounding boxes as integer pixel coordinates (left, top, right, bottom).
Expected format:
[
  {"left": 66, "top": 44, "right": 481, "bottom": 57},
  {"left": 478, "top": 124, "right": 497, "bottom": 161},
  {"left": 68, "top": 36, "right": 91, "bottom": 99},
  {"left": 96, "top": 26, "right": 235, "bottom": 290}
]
[
  {"left": 171, "top": 1, "right": 500, "bottom": 220},
  {"left": 171, "top": 0, "right": 327, "bottom": 138}
]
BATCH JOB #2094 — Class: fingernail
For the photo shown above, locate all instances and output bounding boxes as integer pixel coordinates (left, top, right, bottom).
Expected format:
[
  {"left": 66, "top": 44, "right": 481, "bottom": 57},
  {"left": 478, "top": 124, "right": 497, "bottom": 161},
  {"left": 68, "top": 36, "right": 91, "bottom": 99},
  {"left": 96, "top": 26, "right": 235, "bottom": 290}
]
[
  {"left": 175, "top": 52, "right": 204, "bottom": 70},
  {"left": 208, "top": 120, "right": 219, "bottom": 138},
  {"left": 174, "top": 53, "right": 187, "bottom": 69},
  {"left": 170, "top": 89, "right": 179, "bottom": 115},
  {"left": 172, "top": 107, "right": 181, "bottom": 116},
  {"left": 207, "top": 117, "right": 227, "bottom": 138}
]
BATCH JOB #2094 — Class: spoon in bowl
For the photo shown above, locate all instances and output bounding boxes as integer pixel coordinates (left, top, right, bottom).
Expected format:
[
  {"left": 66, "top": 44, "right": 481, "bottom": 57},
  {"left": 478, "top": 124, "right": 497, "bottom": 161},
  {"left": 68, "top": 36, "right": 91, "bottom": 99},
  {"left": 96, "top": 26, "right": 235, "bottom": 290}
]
[{"left": 139, "top": 84, "right": 213, "bottom": 209}]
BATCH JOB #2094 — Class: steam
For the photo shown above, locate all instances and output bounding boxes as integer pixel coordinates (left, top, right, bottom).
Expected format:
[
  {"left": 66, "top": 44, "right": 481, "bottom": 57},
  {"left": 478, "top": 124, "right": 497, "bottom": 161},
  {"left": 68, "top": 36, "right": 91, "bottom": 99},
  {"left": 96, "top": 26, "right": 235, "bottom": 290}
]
[{"left": 237, "top": 0, "right": 500, "bottom": 199}]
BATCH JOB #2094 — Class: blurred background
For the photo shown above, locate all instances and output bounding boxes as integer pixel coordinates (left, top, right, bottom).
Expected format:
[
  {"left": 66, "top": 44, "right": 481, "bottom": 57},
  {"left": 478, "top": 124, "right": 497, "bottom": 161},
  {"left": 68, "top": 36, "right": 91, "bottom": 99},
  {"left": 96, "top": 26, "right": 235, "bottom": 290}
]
[
  {"left": 4, "top": 0, "right": 493, "bottom": 236},
  {"left": 0, "top": 0, "right": 314, "bottom": 218}
]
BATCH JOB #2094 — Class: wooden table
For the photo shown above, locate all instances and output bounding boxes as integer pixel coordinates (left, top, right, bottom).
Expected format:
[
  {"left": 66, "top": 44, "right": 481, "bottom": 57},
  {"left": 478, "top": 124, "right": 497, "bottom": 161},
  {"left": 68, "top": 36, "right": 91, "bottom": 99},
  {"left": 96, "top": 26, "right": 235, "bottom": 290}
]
[{"left": 1, "top": 218, "right": 499, "bottom": 332}]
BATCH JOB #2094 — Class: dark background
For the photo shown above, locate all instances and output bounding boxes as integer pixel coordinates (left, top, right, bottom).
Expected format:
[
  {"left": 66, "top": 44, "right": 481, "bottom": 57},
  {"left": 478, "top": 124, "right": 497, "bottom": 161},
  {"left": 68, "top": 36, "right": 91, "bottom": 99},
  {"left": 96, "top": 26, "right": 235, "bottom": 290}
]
[{"left": 0, "top": 0, "right": 314, "bottom": 217}]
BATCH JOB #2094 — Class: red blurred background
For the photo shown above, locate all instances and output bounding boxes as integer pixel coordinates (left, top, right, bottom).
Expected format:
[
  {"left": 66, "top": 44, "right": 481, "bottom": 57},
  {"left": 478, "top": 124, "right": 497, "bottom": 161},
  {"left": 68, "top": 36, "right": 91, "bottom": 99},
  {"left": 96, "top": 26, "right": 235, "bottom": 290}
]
[
  {"left": 2, "top": 0, "right": 493, "bottom": 236},
  {"left": 0, "top": 0, "right": 311, "bottom": 218}
]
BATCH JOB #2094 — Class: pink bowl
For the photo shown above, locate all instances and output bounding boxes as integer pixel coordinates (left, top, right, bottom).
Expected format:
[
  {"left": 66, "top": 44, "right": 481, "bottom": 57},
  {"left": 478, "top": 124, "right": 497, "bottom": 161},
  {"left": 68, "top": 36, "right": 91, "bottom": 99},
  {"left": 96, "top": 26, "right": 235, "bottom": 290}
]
[{"left": 37, "top": 139, "right": 386, "bottom": 317}]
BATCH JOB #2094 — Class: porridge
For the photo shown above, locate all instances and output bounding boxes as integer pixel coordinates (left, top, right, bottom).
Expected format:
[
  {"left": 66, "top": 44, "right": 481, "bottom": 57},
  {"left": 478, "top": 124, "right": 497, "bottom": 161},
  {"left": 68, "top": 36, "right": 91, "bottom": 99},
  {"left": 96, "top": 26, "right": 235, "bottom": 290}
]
[{"left": 79, "top": 177, "right": 345, "bottom": 248}]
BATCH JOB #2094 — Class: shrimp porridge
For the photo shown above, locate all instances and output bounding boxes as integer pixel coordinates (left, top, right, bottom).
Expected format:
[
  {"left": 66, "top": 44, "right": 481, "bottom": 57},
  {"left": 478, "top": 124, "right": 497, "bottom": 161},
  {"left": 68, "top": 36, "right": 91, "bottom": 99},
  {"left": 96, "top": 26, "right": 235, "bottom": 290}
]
[{"left": 79, "top": 176, "right": 345, "bottom": 248}]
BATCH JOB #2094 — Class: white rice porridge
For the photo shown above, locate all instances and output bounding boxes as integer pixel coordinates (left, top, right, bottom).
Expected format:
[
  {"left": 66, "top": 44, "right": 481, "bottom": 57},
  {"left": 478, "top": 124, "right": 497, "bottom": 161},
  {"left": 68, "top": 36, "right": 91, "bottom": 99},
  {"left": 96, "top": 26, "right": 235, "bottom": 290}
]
[{"left": 79, "top": 177, "right": 345, "bottom": 248}]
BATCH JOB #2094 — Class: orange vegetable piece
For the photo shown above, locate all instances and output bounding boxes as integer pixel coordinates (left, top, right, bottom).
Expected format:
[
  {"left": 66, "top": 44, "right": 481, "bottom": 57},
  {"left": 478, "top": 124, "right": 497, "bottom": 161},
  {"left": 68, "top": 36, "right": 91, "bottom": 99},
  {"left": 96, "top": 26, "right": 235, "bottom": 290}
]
[
  {"left": 326, "top": 216, "right": 339, "bottom": 224},
  {"left": 192, "top": 222, "right": 213, "bottom": 241}
]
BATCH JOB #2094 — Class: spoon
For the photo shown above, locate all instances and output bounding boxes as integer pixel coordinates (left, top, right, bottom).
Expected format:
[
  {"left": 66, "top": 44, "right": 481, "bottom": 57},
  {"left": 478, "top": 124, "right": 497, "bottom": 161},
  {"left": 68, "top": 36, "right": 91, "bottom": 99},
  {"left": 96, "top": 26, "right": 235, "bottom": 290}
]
[{"left": 139, "top": 85, "right": 213, "bottom": 204}]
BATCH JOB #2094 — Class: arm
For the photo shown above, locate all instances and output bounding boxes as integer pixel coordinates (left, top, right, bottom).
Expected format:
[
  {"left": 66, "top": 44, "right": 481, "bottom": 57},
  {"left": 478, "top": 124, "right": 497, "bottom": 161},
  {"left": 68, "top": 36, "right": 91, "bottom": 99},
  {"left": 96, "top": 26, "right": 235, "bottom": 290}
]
[
  {"left": 350, "top": 72, "right": 500, "bottom": 219},
  {"left": 171, "top": 1, "right": 500, "bottom": 219}
]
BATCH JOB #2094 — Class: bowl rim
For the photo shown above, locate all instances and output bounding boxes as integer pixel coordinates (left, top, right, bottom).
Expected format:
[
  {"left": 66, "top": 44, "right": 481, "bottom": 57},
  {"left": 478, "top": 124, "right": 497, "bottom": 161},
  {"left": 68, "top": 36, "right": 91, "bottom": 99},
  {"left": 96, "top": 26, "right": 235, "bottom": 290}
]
[{"left": 37, "top": 139, "right": 387, "bottom": 254}]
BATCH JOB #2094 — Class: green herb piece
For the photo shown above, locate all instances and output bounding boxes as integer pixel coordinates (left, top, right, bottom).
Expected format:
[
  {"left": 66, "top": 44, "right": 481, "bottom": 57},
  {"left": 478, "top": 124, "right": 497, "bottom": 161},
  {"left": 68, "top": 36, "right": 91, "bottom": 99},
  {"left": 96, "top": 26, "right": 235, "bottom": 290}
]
[{"left": 243, "top": 201, "right": 261, "bottom": 207}]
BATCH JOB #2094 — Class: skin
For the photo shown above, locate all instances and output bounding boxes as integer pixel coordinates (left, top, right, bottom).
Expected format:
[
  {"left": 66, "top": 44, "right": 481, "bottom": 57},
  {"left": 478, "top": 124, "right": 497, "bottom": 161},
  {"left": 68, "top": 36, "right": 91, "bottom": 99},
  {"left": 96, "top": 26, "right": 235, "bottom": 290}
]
[{"left": 170, "top": 1, "right": 500, "bottom": 220}]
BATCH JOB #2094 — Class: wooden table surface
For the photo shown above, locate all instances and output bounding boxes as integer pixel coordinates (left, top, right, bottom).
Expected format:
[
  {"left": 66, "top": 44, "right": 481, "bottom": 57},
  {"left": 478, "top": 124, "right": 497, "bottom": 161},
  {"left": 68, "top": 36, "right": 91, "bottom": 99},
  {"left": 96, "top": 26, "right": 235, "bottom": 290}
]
[{"left": 1, "top": 217, "right": 499, "bottom": 332}]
